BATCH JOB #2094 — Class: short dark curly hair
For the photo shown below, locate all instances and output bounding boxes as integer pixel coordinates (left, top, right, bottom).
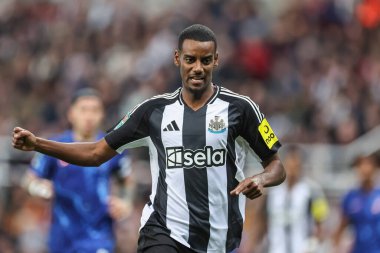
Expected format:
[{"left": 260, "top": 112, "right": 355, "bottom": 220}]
[
  {"left": 178, "top": 24, "right": 217, "bottom": 52},
  {"left": 71, "top": 87, "right": 101, "bottom": 104}
]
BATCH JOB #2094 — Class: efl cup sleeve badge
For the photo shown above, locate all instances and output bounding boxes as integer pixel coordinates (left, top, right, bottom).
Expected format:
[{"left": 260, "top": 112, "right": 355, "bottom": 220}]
[
  {"left": 114, "top": 113, "right": 130, "bottom": 130},
  {"left": 258, "top": 118, "right": 279, "bottom": 149},
  {"left": 208, "top": 116, "right": 226, "bottom": 134}
]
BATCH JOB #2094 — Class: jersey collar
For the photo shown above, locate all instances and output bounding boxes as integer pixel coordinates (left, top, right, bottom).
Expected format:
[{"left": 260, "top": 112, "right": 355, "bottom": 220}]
[{"left": 178, "top": 84, "right": 220, "bottom": 106}]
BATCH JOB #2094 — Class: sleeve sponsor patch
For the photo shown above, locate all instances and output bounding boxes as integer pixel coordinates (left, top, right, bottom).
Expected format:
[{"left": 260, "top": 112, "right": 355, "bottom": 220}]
[
  {"left": 114, "top": 113, "right": 130, "bottom": 130},
  {"left": 311, "top": 198, "right": 329, "bottom": 222},
  {"left": 258, "top": 118, "right": 278, "bottom": 149}
]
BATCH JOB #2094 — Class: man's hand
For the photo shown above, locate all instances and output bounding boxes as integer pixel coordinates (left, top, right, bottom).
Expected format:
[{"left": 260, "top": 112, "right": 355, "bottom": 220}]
[
  {"left": 22, "top": 172, "right": 54, "bottom": 200},
  {"left": 230, "top": 175, "right": 264, "bottom": 200},
  {"left": 28, "top": 179, "right": 54, "bottom": 199},
  {"left": 12, "top": 127, "right": 37, "bottom": 151},
  {"left": 108, "top": 196, "right": 132, "bottom": 221}
]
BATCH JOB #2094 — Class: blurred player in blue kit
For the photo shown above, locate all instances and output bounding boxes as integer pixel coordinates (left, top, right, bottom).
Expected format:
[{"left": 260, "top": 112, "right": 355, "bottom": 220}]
[
  {"left": 333, "top": 154, "right": 380, "bottom": 253},
  {"left": 22, "top": 88, "right": 131, "bottom": 253}
]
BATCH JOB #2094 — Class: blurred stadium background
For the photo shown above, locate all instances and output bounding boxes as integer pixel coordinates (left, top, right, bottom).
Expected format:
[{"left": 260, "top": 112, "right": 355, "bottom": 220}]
[{"left": 1, "top": 0, "right": 380, "bottom": 252}]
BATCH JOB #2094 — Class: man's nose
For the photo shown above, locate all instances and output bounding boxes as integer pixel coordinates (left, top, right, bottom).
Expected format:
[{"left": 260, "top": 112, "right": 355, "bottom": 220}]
[{"left": 193, "top": 61, "right": 203, "bottom": 73}]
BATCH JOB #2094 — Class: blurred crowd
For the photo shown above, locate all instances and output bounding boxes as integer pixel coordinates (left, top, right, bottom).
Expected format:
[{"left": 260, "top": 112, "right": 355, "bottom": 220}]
[{"left": 1, "top": 0, "right": 380, "bottom": 252}]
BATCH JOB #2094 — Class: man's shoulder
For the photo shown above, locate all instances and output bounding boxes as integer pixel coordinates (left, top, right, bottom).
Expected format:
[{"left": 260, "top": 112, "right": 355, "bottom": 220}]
[
  {"left": 131, "top": 88, "right": 181, "bottom": 112},
  {"left": 343, "top": 188, "right": 361, "bottom": 201},
  {"left": 218, "top": 86, "right": 263, "bottom": 121},
  {"left": 218, "top": 86, "right": 259, "bottom": 106},
  {"left": 146, "top": 88, "right": 181, "bottom": 104}
]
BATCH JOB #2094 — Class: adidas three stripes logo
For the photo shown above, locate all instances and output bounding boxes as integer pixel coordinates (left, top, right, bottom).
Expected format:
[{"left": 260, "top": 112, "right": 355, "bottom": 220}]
[{"left": 163, "top": 120, "right": 180, "bottom": 131}]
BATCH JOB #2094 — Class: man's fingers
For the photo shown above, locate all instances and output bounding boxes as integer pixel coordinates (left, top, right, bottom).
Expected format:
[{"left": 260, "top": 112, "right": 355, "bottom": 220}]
[
  {"left": 12, "top": 128, "right": 36, "bottom": 151},
  {"left": 230, "top": 182, "right": 246, "bottom": 195},
  {"left": 108, "top": 197, "right": 131, "bottom": 221},
  {"left": 18, "top": 130, "right": 29, "bottom": 139},
  {"left": 108, "top": 197, "right": 123, "bottom": 211},
  {"left": 14, "top": 141, "right": 24, "bottom": 147},
  {"left": 13, "top": 127, "right": 28, "bottom": 140},
  {"left": 231, "top": 176, "right": 263, "bottom": 198},
  {"left": 230, "top": 180, "right": 255, "bottom": 195},
  {"left": 13, "top": 127, "right": 23, "bottom": 134},
  {"left": 108, "top": 197, "right": 116, "bottom": 207},
  {"left": 12, "top": 140, "right": 23, "bottom": 148},
  {"left": 246, "top": 191, "right": 262, "bottom": 200},
  {"left": 240, "top": 184, "right": 259, "bottom": 195},
  {"left": 13, "top": 131, "right": 26, "bottom": 149},
  {"left": 13, "top": 132, "right": 25, "bottom": 141}
]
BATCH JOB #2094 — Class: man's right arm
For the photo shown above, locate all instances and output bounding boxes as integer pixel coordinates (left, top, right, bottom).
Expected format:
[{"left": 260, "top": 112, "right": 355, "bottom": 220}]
[
  {"left": 332, "top": 214, "right": 349, "bottom": 252},
  {"left": 12, "top": 127, "right": 117, "bottom": 166}
]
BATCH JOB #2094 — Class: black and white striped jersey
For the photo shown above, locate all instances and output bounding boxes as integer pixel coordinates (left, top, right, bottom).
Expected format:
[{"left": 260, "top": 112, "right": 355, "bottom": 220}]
[{"left": 105, "top": 85, "right": 281, "bottom": 253}]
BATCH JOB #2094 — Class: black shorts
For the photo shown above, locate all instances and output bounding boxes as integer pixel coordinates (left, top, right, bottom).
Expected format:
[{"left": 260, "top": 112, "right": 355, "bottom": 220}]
[{"left": 137, "top": 213, "right": 196, "bottom": 253}]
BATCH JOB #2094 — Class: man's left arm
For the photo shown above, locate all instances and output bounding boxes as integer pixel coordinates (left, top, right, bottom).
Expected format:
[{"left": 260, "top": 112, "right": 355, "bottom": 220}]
[
  {"left": 309, "top": 183, "right": 330, "bottom": 243},
  {"left": 231, "top": 98, "right": 286, "bottom": 199},
  {"left": 108, "top": 155, "right": 133, "bottom": 221}
]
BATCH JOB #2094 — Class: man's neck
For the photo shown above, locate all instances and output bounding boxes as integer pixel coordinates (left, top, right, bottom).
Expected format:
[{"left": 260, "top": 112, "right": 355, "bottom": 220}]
[
  {"left": 182, "top": 84, "right": 215, "bottom": 111},
  {"left": 286, "top": 176, "right": 299, "bottom": 189},
  {"left": 361, "top": 180, "right": 374, "bottom": 192}
]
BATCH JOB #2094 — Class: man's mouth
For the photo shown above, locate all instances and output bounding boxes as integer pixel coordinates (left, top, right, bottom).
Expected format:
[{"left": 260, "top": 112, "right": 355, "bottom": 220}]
[{"left": 189, "top": 76, "right": 205, "bottom": 84}]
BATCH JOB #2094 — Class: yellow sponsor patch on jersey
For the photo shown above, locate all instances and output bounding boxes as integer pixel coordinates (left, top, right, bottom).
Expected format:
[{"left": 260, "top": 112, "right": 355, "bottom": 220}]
[
  {"left": 311, "top": 198, "right": 329, "bottom": 222},
  {"left": 258, "top": 118, "right": 278, "bottom": 149}
]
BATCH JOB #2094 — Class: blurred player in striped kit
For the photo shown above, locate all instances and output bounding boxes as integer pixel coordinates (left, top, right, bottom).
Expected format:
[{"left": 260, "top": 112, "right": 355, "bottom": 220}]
[
  {"left": 22, "top": 88, "right": 131, "bottom": 253},
  {"left": 251, "top": 145, "right": 329, "bottom": 253}
]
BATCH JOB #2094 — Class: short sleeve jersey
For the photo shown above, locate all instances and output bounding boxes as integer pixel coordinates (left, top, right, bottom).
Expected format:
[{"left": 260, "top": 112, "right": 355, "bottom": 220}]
[
  {"left": 342, "top": 187, "right": 380, "bottom": 253},
  {"left": 266, "top": 178, "right": 329, "bottom": 253},
  {"left": 105, "top": 86, "right": 281, "bottom": 253},
  {"left": 31, "top": 130, "right": 126, "bottom": 253}
]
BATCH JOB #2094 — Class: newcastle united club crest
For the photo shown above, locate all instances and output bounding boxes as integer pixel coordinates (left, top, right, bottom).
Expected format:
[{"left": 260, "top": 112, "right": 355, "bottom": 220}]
[{"left": 208, "top": 116, "right": 226, "bottom": 134}]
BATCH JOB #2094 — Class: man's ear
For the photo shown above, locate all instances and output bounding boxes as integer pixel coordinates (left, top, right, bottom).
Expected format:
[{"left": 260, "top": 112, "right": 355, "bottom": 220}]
[
  {"left": 174, "top": 50, "right": 180, "bottom": 66},
  {"left": 214, "top": 52, "right": 219, "bottom": 68},
  {"left": 67, "top": 106, "right": 74, "bottom": 125}
]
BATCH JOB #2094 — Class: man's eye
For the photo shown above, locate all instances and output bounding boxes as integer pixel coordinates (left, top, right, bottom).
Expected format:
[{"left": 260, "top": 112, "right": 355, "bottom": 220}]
[
  {"left": 202, "top": 58, "right": 212, "bottom": 65},
  {"left": 185, "top": 58, "right": 194, "bottom": 63}
]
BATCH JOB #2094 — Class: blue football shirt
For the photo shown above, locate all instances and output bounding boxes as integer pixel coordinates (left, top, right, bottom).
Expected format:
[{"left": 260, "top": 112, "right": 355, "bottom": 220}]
[
  {"left": 31, "top": 130, "right": 127, "bottom": 253},
  {"left": 342, "top": 187, "right": 380, "bottom": 253}
]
